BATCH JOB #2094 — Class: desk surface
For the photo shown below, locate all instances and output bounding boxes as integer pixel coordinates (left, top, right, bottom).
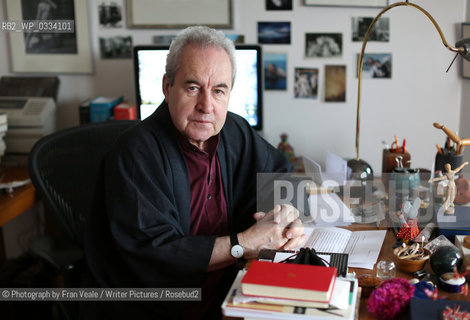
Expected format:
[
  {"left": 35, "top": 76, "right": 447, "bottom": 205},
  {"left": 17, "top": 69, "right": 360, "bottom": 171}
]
[
  {"left": 226, "top": 227, "right": 470, "bottom": 320},
  {"left": 0, "top": 166, "right": 36, "bottom": 227}
]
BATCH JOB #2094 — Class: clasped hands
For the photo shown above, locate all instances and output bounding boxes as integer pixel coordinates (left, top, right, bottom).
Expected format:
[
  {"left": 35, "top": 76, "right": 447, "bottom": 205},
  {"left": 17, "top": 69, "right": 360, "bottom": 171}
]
[{"left": 239, "top": 204, "right": 305, "bottom": 260}]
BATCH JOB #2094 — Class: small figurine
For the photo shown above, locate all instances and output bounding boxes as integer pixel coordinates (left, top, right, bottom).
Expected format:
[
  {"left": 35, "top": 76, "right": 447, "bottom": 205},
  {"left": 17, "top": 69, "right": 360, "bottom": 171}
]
[
  {"left": 455, "top": 174, "right": 470, "bottom": 205},
  {"left": 277, "top": 133, "right": 296, "bottom": 164},
  {"left": 396, "top": 197, "right": 421, "bottom": 241},
  {"left": 429, "top": 162, "right": 469, "bottom": 214}
]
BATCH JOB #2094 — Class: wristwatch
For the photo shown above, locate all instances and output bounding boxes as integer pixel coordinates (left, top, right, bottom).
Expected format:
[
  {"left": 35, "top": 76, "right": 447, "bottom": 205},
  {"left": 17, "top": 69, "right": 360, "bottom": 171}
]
[{"left": 230, "top": 234, "right": 246, "bottom": 267}]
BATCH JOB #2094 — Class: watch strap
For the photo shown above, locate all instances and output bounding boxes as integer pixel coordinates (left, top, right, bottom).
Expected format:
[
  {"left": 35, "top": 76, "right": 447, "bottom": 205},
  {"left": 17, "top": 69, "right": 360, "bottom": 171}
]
[{"left": 230, "top": 234, "right": 246, "bottom": 268}]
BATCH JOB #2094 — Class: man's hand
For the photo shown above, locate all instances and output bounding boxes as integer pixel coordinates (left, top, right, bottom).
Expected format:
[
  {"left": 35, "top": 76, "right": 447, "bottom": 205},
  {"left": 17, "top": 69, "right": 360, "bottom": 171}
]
[{"left": 239, "top": 204, "right": 305, "bottom": 259}]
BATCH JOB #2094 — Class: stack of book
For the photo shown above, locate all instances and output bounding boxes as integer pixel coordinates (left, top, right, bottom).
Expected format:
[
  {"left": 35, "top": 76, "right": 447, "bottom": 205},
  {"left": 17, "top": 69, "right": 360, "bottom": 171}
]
[
  {"left": 222, "top": 260, "right": 359, "bottom": 320},
  {"left": 79, "top": 97, "right": 136, "bottom": 123}
]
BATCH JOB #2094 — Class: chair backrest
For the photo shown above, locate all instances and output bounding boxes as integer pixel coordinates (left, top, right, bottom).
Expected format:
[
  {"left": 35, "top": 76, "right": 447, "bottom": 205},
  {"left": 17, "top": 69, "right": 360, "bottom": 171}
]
[{"left": 28, "top": 120, "right": 138, "bottom": 247}]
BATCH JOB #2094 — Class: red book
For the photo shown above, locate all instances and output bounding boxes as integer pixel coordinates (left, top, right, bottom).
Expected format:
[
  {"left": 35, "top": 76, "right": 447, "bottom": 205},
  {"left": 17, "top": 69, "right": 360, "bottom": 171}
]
[
  {"left": 241, "top": 260, "right": 337, "bottom": 303},
  {"left": 113, "top": 102, "right": 137, "bottom": 120}
]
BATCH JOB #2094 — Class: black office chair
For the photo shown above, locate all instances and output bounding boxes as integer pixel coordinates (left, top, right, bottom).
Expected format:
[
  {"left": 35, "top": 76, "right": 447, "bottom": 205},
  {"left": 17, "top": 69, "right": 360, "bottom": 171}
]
[{"left": 27, "top": 120, "right": 138, "bottom": 319}]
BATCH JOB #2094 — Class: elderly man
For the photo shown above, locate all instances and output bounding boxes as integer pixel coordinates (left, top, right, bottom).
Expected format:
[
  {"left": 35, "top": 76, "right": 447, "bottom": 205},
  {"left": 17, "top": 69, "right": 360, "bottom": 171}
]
[{"left": 83, "top": 26, "right": 304, "bottom": 319}]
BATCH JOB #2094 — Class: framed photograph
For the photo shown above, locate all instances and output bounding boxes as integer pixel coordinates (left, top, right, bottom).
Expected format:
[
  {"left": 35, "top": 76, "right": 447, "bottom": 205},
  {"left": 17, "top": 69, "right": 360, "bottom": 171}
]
[
  {"left": 6, "top": 0, "right": 93, "bottom": 74},
  {"left": 324, "top": 65, "right": 346, "bottom": 102},
  {"left": 304, "top": 0, "right": 388, "bottom": 8},
  {"left": 461, "top": 23, "right": 470, "bottom": 79},
  {"left": 258, "top": 22, "right": 291, "bottom": 44},
  {"left": 294, "top": 68, "right": 319, "bottom": 99},
  {"left": 352, "top": 17, "right": 389, "bottom": 42},
  {"left": 305, "top": 33, "right": 342, "bottom": 58},
  {"left": 357, "top": 53, "right": 392, "bottom": 79},
  {"left": 127, "top": 0, "right": 232, "bottom": 29},
  {"left": 264, "top": 52, "right": 287, "bottom": 91}
]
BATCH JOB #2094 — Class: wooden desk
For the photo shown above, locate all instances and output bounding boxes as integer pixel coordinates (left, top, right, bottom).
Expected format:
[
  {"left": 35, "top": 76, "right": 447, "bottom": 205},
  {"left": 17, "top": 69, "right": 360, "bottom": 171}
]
[
  {"left": 0, "top": 166, "right": 37, "bottom": 265},
  {"left": 226, "top": 227, "right": 470, "bottom": 320}
]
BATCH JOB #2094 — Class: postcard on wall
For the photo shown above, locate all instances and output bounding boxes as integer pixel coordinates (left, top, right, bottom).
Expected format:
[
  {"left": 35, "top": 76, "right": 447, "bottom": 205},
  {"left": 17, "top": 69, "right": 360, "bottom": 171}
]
[
  {"left": 266, "top": 0, "right": 293, "bottom": 10},
  {"left": 99, "top": 36, "right": 133, "bottom": 59},
  {"left": 294, "top": 67, "right": 319, "bottom": 99},
  {"left": 352, "top": 16, "right": 389, "bottom": 42},
  {"left": 357, "top": 53, "right": 392, "bottom": 78},
  {"left": 98, "top": 0, "right": 124, "bottom": 28},
  {"left": 258, "top": 22, "right": 291, "bottom": 44},
  {"left": 324, "top": 65, "right": 346, "bottom": 102},
  {"left": 305, "top": 33, "right": 342, "bottom": 58},
  {"left": 264, "top": 52, "right": 287, "bottom": 91}
]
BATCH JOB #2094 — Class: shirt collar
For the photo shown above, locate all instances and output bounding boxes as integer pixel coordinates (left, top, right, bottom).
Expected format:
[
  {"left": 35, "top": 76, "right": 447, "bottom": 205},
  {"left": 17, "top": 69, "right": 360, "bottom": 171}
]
[{"left": 177, "top": 133, "right": 220, "bottom": 158}]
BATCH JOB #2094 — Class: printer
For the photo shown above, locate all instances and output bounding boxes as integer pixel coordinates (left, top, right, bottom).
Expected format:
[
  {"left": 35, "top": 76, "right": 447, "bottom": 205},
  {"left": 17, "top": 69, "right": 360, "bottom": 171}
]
[{"left": 0, "top": 96, "right": 56, "bottom": 154}]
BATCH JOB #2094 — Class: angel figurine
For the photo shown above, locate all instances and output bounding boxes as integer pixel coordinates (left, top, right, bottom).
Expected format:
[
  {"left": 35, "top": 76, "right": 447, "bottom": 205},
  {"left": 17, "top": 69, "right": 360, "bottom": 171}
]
[{"left": 429, "top": 162, "right": 469, "bottom": 214}]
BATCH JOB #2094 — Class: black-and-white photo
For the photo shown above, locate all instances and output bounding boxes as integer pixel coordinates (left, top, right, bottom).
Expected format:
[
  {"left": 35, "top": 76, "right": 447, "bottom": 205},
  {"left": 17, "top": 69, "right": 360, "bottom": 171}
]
[
  {"left": 99, "top": 1, "right": 123, "bottom": 28},
  {"left": 99, "top": 36, "right": 132, "bottom": 59},
  {"left": 266, "top": 0, "right": 293, "bottom": 10},
  {"left": 352, "top": 17, "right": 389, "bottom": 42},
  {"left": 21, "top": 0, "right": 77, "bottom": 54},
  {"left": 305, "top": 33, "right": 342, "bottom": 58}
]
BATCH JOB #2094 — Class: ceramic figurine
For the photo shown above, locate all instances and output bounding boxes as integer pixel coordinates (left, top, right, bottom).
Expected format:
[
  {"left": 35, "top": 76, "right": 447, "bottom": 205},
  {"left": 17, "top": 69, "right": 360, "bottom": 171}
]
[
  {"left": 429, "top": 162, "right": 469, "bottom": 214},
  {"left": 396, "top": 197, "right": 420, "bottom": 241},
  {"left": 277, "top": 133, "right": 296, "bottom": 164}
]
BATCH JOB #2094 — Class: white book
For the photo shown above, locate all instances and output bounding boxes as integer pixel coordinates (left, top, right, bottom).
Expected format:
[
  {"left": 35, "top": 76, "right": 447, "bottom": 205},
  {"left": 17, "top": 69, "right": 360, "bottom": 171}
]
[{"left": 301, "top": 226, "right": 386, "bottom": 269}]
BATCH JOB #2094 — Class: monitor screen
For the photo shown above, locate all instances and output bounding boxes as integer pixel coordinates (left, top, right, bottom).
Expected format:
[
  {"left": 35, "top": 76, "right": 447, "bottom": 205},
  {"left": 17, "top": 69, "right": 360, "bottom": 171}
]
[{"left": 133, "top": 45, "right": 263, "bottom": 130}]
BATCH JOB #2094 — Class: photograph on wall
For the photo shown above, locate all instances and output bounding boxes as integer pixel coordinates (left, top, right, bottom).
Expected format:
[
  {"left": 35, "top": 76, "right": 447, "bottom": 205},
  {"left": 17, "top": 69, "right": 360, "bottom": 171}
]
[
  {"left": 352, "top": 17, "right": 389, "bottom": 42},
  {"left": 266, "top": 0, "right": 293, "bottom": 10},
  {"left": 305, "top": 33, "right": 342, "bottom": 58},
  {"left": 99, "top": 0, "right": 123, "bottom": 28},
  {"left": 258, "top": 22, "right": 291, "bottom": 44},
  {"left": 294, "top": 67, "right": 319, "bottom": 99},
  {"left": 153, "top": 35, "right": 176, "bottom": 45},
  {"left": 21, "top": 0, "right": 77, "bottom": 54},
  {"left": 226, "top": 34, "right": 245, "bottom": 44},
  {"left": 357, "top": 53, "right": 392, "bottom": 78},
  {"left": 324, "top": 65, "right": 346, "bottom": 102},
  {"left": 99, "top": 36, "right": 133, "bottom": 59},
  {"left": 264, "top": 52, "right": 287, "bottom": 90}
]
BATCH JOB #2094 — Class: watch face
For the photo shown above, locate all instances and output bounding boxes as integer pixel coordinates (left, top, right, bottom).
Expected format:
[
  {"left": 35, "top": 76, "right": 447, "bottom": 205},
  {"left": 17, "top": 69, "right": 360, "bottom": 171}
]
[{"left": 231, "top": 244, "right": 244, "bottom": 259}]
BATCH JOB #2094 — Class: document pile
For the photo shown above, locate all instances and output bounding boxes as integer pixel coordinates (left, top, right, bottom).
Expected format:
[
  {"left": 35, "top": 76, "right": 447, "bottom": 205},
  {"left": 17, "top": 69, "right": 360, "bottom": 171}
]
[{"left": 222, "top": 265, "right": 358, "bottom": 320}]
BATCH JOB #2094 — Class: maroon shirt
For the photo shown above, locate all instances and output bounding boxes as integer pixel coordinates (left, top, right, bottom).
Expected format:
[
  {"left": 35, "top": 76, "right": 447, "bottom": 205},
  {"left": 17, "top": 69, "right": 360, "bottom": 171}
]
[{"left": 179, "top": 134, "right": 228, "bottom": 236}]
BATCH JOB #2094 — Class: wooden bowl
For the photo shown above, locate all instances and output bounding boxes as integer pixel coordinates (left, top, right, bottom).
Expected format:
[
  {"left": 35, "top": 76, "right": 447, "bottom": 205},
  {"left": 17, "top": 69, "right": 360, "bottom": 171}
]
[{"left": 393, "top": 247, "right": 431, "bottom": 273}]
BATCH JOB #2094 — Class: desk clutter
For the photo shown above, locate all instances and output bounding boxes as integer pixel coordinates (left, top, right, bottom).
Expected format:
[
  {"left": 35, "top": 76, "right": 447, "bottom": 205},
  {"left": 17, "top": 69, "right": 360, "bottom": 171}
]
[{"left": 79, "top": 96, "right": 137, "bottom": 124}]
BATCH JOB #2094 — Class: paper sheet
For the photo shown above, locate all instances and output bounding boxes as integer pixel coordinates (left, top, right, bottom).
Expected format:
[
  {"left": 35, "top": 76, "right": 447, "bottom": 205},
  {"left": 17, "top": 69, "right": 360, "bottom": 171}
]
[{"left": 301, "top": 227, "right": 386, "bottom": 270}]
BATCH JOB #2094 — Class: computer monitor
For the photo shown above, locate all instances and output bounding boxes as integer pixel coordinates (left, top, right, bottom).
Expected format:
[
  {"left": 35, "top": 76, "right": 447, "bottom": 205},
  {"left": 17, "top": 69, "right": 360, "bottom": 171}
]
[{"left": 133, "top": 45, "right": 263, "bottom": 130}]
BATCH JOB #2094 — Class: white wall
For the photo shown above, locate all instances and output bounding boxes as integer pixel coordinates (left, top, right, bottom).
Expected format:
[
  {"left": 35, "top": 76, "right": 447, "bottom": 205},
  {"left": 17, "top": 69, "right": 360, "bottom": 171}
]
[{"left": 0, "top": 0, "right": 467, "bottom": 174}]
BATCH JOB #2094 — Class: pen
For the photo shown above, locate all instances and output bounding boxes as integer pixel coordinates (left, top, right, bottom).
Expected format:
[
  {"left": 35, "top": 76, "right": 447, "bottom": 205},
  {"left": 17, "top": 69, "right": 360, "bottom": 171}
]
[
  {"left": 402, "top": 138, "right": 407, "bottom": 154},
  {"left": 436, "top": 144, "right": 443, "bottom": 154}
]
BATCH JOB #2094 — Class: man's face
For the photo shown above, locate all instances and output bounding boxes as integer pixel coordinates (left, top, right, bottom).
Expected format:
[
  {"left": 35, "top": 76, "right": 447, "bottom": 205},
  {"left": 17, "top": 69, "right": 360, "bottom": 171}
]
[{"left": 163, "top": 44, "right": 232, "bottom": 150}]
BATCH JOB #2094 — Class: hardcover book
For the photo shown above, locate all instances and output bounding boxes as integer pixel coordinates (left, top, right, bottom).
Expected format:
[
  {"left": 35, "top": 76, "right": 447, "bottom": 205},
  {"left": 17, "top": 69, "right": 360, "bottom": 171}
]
[{"left": 241, "top": 260, "right": 337, "bottom": 303}]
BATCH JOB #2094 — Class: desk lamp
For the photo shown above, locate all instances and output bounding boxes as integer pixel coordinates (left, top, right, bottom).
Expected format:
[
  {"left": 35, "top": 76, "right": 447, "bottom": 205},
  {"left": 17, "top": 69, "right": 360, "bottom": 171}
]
[{"left": 349, "top": 0, "right": 470, "bottom": 183}]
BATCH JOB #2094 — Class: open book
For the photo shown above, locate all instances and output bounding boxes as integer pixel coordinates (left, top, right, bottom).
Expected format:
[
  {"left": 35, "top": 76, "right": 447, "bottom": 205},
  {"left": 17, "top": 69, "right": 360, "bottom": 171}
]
[{"left": 301, "top": 227, "right": 386, "bottom": 269}]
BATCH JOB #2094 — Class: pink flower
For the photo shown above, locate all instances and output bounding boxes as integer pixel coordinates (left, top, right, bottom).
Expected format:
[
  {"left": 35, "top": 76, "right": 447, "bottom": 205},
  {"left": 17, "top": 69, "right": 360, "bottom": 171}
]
[{"left": 367, "top": 278, "right": 415, "bottom": 320}]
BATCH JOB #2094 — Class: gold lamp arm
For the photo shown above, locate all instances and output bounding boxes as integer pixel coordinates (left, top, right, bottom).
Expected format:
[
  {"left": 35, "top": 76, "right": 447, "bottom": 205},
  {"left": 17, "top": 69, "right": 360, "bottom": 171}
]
[{"left": 355, "top": 1, "right": 465, "bottom": 160}]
